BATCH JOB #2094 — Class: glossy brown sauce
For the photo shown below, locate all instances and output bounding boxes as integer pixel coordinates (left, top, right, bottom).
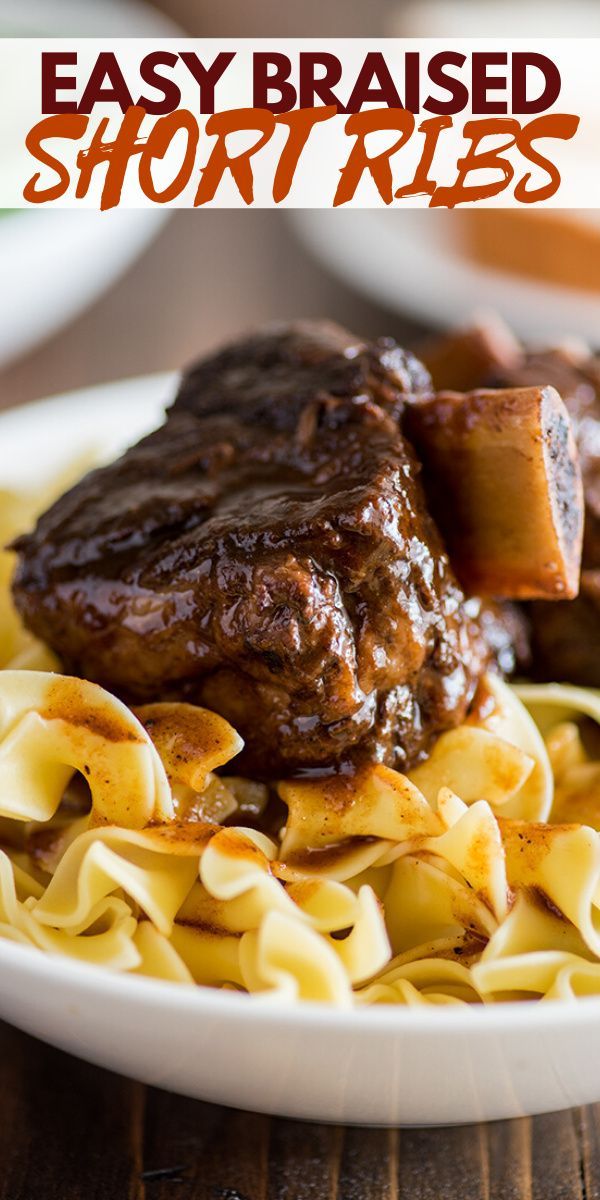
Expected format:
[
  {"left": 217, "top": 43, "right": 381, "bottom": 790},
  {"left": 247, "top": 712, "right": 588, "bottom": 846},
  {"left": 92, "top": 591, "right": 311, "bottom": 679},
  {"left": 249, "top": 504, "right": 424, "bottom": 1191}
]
[
  {"left": 39, "top": 678, "right": 143, "bottom": 745},
  {"left": 12, "top": 322, "right": 490, "bottom": 779}
]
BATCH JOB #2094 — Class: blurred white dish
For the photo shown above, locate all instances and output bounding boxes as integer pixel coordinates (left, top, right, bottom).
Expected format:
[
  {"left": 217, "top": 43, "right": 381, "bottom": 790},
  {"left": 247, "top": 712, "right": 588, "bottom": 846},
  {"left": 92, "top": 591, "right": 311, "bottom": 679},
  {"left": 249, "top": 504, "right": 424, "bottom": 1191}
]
[
  {"left": 0, "top": 0, "right": 180, "bottom": 35},
  {"left": 0, "top": 0, "right": 180, "bottom": 366},
  {"left": 1, "top": 375, "right": 600, "bottom": 1126},
  {"left": 388, "top": 0, "right": 600, "bottom": 37},
  {"left": 0, "top": 210, "right": 172, "bottom": 367},
  {"left": 292, "top": 210, "right": 600, "bottom": 342}
]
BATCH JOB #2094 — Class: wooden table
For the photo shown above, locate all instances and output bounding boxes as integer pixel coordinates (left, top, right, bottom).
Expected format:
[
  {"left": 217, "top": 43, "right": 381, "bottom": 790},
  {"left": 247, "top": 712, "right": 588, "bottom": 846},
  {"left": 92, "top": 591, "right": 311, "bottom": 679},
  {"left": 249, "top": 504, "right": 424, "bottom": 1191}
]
[{"left": 2, "top": 1018, "right": 600, "bottom": 1200}]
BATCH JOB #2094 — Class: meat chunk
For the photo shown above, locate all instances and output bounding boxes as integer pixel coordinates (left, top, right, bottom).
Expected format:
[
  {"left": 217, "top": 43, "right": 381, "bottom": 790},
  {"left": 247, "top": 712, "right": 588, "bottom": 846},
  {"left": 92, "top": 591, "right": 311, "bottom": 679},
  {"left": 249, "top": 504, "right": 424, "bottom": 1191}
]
[
  {"left": 421, "top": 320, "right": 600, "bottom": 684},
  {"left": 12, "top": 322, "right": 488, "bottom": 777}
]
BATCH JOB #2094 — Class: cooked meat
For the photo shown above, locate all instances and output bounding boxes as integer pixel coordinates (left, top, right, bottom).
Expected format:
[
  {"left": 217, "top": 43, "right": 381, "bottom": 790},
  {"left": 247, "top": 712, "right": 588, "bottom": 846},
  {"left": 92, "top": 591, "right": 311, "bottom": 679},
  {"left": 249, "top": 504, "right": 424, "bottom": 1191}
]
[
  {"left": 12, "top": 321, "right": 491, "bottom": 777},
  {"left": 421, "top": 321, "right": 600, "bottom": 685},
  {"left": 464, "top": 598, "right": 531, "bottom": 679}
]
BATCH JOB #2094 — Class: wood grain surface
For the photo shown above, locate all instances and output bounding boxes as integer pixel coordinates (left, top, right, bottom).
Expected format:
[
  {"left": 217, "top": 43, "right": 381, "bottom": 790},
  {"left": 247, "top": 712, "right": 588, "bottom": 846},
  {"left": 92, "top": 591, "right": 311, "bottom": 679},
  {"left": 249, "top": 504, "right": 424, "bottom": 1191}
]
[{"left": 0, "top": 1018, "right": 598, "bottom": 1200}]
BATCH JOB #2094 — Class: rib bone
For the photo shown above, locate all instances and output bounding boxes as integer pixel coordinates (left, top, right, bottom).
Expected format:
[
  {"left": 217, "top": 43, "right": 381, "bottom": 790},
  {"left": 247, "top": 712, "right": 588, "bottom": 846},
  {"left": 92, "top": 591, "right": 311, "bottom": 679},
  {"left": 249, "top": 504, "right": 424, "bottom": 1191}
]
[{"left": 405, "top": 385, "right": 584, "bottom": 600}]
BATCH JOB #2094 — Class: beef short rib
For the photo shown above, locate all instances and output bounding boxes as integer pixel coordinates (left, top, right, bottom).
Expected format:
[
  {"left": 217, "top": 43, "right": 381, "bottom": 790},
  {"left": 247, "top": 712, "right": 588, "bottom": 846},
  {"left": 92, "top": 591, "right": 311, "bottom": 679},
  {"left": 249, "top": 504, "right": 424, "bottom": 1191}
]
[{"left": 12, "top": 321, "right": 490, "bottom": 777}]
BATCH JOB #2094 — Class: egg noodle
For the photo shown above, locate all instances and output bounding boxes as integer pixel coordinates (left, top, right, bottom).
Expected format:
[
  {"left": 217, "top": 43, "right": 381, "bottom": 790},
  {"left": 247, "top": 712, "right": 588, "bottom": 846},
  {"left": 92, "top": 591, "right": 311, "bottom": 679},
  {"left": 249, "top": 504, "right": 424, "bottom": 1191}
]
[{"left": 1, "top": 480, "right": 600, "bottom": 1007}]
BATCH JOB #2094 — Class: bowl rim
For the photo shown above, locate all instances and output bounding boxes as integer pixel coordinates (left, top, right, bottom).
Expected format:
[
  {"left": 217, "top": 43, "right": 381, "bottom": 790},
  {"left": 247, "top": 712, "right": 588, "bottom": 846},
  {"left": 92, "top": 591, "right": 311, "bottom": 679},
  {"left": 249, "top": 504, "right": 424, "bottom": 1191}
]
[{"left": 1, "top": 935, "right": 599, "bottom": 1033}]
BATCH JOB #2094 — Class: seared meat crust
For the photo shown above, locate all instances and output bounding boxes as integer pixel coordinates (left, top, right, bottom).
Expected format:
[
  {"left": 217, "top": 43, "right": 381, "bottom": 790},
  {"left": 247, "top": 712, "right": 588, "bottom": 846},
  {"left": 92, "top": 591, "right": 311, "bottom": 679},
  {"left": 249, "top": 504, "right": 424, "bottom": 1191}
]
[{"left": 12, "top": 322, "right": 488, "bottom": 776}]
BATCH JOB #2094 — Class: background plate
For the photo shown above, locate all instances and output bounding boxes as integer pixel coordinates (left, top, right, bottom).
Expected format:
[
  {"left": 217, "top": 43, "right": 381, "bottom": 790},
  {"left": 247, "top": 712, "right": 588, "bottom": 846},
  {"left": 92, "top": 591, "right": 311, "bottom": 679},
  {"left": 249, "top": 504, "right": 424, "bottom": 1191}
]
[
  {"left": 291, "top": 210, "right": 600, "bottom": 342},
  {"left": 0, "top": 0, "right": 179, "bottom": 366}
]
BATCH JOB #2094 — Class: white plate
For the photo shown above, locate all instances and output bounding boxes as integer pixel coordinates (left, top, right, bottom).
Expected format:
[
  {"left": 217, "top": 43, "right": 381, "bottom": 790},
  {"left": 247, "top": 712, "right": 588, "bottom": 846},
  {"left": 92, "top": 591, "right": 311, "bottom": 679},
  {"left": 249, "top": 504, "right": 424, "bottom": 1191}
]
[
  {"left": 2, "top": 376, "right": 600, "bottom": 1127},
  {"left": 291, "top": 210, "right": 600, "bottom": 343},
  {"left": 0, "top": 0, "right": 180, "bottom": 367}
]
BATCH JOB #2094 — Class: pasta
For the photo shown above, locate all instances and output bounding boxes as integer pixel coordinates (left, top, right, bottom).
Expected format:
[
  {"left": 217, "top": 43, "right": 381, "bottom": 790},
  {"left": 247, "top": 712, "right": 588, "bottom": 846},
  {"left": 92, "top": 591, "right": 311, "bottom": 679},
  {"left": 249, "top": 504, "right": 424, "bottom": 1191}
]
[
  {"left": 0, "top": 487, "right": 41, "bottom": 667},
  {"left": 0, "top": 461, "right": 97, "bottom": 672},
  {"left": 2, "top": 480, "right": 600, "bottom": 1007},
  {"left": 0, "top": 665, "right": 598, "bottom": 1006}
]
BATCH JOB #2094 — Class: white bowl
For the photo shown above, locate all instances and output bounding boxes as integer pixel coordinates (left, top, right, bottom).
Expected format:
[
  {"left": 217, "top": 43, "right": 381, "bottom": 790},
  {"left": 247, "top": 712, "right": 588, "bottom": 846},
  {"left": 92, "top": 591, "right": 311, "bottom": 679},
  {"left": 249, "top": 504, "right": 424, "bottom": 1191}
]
[
  {"left": 4, "top": 936, "right": 600, "bottom": 1126},
  {"left": 291, "top": 210, "right": 600, "bottom": 343},
  {"left": 2, "top": 376, "right": 600, "bottom": 1127},
  {"left": 0, "top": 0, "right": 180, "bottom": 367}
]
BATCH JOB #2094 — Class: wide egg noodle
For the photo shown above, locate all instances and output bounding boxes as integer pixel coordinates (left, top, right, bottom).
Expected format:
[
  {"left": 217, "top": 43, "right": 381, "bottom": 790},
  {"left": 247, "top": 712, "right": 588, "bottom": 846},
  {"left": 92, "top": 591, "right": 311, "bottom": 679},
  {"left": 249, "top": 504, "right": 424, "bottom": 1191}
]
[
  {"left": 0, "top": 846, "right": 139, "bottom": 969},
  {"left": 407, "top": 727, "right": 534, "bottom": 812},
  {"left": 384, "top": 793, "right": 508, "bottom": 956},
  {"left": 408, "top": 675, "right": 553, "bottom": 822},
  {"left": 514, "top": 682, "right": 600, "bottom": 739},
  {"left": 500, "top": 818, "right": 600, "bottom": 958},
  {"left": 0, "top": 671, "right": 174, "bottom": 827},
  {"left": 480, "top": 889, "right": 593, "bottom": 961},
  {"left": 472, "top": 950, "right": 600, "bottom": 1001},
  {"left": 20, "top": 897, "right": 139, "bottom": 970},
  {"left": 194, "top": 827, "right": 327, "bottom": 931},
  {"left": 169, "top": 921, "right": 244, "bottom": 988},
  {"left": 279, "top": 763, "right": 440, "bottom": 880},
  {"left": 322, "top": 884, "right": 391, "bottom": 985},
  {"left": 357, "top": 979, "right": 470, "bottom": 1007},
  {"left": 0, "top": 465, "right": 98, "bottom": 670},
  {"left": 31, "top": 823, "right": 214, "bottom": 936},
  {"left": 0, "top": 488, "right": 39, "bottom": 668},
  {"left": 0, "top": 848, "right": 43, "bottom": 925},
  {"left": 427, "top": 790, "right": 509, "bottom": 923},
  {"left": 239, "top": 910, "right": 353, "bottom": 1006},
  {"left": 515, "top": 684, "right": 600, "bottom": 829},
  {"left": 0, "top": 674, "right": 247, "bottom": 832},
  {"left": 134, "top": 702, "right": 244, "bottom": 795},
  {"left": 7, "top": 639, "right": 61, "bottom": 672},
  {"left": 544, "top": 960, "right": 600, "bottom": 999},
  {"left": 385, "top": 854, "right": 496, "bottom": 956},
  {"left": 358, "top": 950, "right": 483, "bottom": 1007},
  {"left": 175, "top": 827, "right": 392, "bottom": 986},
  {"left": 133, "top": 921, "right": 195, "bottom": 984},
  {"left": 0, "top": 601, "right": 599, "bottom": 1005},
  {"left": 478, "top": 676, "right": 554, "bottom": 821}
]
